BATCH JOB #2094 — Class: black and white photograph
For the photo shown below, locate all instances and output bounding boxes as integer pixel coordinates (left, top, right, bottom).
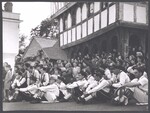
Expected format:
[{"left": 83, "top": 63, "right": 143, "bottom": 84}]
[{"left": 2, "top": 1, "right": 149, "bottom": 111}]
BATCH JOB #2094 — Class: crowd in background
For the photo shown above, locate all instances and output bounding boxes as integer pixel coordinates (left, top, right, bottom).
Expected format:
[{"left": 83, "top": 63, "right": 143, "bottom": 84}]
[{"left": 3, "top": 46, "right": 148, "bottom": 105}]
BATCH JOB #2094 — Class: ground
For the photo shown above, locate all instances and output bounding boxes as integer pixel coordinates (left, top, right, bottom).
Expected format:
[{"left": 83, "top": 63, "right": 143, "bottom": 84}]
[{"left": 3, "top": 101, "right": 148, "bottom": 111}]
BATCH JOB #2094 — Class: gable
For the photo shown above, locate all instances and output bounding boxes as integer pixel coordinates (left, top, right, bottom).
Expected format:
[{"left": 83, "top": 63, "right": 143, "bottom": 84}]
[
  {"left": 23, "top": 39, "right": 42, "bottom": 58},
  {"left": 35, "top": 38, "right": 57, "bottom": 48}
]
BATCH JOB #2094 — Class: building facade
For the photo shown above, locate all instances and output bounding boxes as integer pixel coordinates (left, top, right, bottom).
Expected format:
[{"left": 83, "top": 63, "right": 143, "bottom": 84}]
[
  {"left": 49, "top": 2, "right": 148, "bottom": 59},
  {"left": 3, "top": 2, "right": 22, "bottom": 69}
]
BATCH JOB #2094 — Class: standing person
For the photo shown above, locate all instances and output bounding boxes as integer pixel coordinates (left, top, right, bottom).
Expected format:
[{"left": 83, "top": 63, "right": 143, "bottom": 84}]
[
  {"left": 23, "top": 63, "right": 31, "bottom": 86},
  {"left": 3, "top": 62, "right": 9, "bottom": 101},
  {"left": 4, "top": 65, "right": 12, "bottom": 101}
]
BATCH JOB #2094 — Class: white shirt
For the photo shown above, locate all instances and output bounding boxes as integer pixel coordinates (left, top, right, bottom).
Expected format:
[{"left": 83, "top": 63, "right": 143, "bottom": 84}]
[
  {"left": 56, "top": 82, "right": 69, "bottom": 96},
  {"left": 11, "top": 77, "right": 26, "bottom": 88},
  {"left": 112, "top": 71, "right": 130, "bottom": 88},
  {"left": 138, "top": 75, "right": 148, "bottom": 92},
  {"left": 72, "top": 66, "right": 80, "bottom": 77},
  {"left": 104, "top": 68, "right": 112, "bottom": 79},
  {"left": 67, "top": 78, "right": 87, "bottom": 90},
  {"left": 41, "top": 73, "right": 49, "bottom": 86},
  {"left": 39, "top": 83, "right": 59, "bottom": 97},
  {"left": 83, "top": 75, "right": 95, "bottom": 88}
]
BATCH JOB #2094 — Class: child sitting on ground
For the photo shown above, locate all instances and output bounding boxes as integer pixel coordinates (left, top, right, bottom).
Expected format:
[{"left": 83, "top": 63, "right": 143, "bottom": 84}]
[
  {"left": 9, "top": 69, "right": 27, "bottom": 101},
  {"left": 31, "top": 75, "right": 60, "bottom": 103},
  {"left": 56, "top": 76, "right": 72, "bottom": 102}
]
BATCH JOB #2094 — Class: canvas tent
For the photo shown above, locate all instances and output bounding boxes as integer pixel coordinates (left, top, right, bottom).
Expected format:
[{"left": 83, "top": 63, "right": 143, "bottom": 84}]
[{"left": 23, "top": 37, "right": 68, "bottom": 60}]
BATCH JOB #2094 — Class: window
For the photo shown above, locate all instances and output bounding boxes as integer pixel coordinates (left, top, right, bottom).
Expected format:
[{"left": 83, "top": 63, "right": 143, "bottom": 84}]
[
  {"left": 90, "top": 3, "right": 94, "bottom": 14},
  {"left": 60, "top": 34, "right": 63, "bottom": 46},
  {"left": 76, "top": 7, "right": 81, "bottom": 24},
  {"left": 94, "top": 2, "right": 100, "bottom": 13},
  {"left": 64, "top": 31, "right": 67, "bottom": 45},
  {"left": 67, "top": 13, "right": 72, "bottom": 28},
  {"left": 82, "top": 4, "right": 88, "bottom": 21}
]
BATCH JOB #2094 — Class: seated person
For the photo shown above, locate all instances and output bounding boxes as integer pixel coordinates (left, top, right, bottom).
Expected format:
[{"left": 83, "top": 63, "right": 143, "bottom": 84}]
[
  {"left": 79, "top": 69, "right": 98, "bottom": 99},
  {"left": 66, "top": 72, "right": 87, "bottom": 102},
  {"left": 120, "top": 66, "right": 148, "bottom": 105},
  {"left": 78, "top": 70, "right": 111, "bottom": 103},
  {"left": 9, "top": 70, "right": 27, "bottom": 101},
  {"left": 18, "top": 64, "right": 41, "bottom": 96},
  {"left": 56, "top": 76, "right": 72, "bottom": 102},
  {"left": 34, "top": 75, "right": 60, "bottom": 103},
  {"left": 127, "top": 65, "right": 147, "bottom": 79},
  {"left": 39, "top": 66, "right": 49, "bottom": 86},
  {"left": 111, "top": 67, "right": 130, "bottom": 88},
  {"left": 51, "top": 68, "right": 60, "bottom": 80},
  {"left": 78, "top": 63, "right": 116, "bottom": 103}
]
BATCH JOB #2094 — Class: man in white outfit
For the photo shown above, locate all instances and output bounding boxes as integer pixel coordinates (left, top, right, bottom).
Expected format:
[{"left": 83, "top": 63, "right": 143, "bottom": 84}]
[{"left": 121, "top": 66, "right": 148, "bottom": 105}]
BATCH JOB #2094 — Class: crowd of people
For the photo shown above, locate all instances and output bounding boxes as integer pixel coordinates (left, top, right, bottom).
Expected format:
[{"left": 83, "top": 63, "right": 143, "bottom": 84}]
[{"left": 3, "top": 47, "right": 148, "bottom": 106}]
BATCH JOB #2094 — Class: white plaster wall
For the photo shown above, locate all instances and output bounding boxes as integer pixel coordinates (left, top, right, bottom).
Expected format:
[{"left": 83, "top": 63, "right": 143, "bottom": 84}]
[
  {"left": 63, "top": 31, "right": 67, "bottom": 45},
  {"left": 77, "top": 25, "right": 81, "bottom": 40},
  {"left": 94, "top": 14, "right": 100, "bottom": 32},
  {"left": 68, "top": 30, "right": 71, "bottom": 43},
  {"left": 123, "top": 4, "right": 134, "bottom": 22},
  {"left": 60, "top": 34, "right": 63, "bottom": 46},
  {"left": 109, "top": 5, "right": 116, "bottom": 25},
  {"left": 101, "top": 10, "right": 107, "bottom": 28},
  {"left": 88, "top": 18, "right": 93, "bottom": 35},
  {"left": 72, "top": 28, "right": 76, "bottom": 42},
  {"left": 3, "top": 12, "right": 20, "bottom": 70},
  {"left": 82, "top": 22, "right": 87, "bottom": 38},
  {"left": 136, "top": 6, "right": 146, "bottom": 24}
]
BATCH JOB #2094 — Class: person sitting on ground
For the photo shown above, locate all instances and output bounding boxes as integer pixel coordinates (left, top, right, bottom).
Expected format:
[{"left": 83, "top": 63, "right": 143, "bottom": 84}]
[
  {"left": 56, "top": 76, "right": 72, "bottom": 102},
  {"left": 79, "top": 69, "right": 98, "bottom": 99},
  {"left": 29, "top": 65, "right": 50, "bottom": 101},
  {"left": 62, "top": 62, "right": 74, "bottom": 84},
  {"left": 111, "top": 65, "right": 130, "bottom": 88},
  {"left": 66, "top": 72, "right": 87, "bottom": 103},
  {"left": 51, "top": 68, "right": 61, "bottom": 80},
  {"left": 39, "top": 66, "right": 49, "bottom": 87},
  {"left": 78, "top": 70, "right": 108, "bottom": 104},
  {"left": 18, "top": 64, "right": 41, "bottom": 98},
  {"left": 9, "top": 69, "right": 27, "bottom": 101},
  {"left": 78, "top": 62, "right": 117, "bottom": 104},
  {"left": 33, "top": 75, "right": 60, "bottom": 103},
  {"left": 119, "top": 66, "right": 148, "bottom": 105}
]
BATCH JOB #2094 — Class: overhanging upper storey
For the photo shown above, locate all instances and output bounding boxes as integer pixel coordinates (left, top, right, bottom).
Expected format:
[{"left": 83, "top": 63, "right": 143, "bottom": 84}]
[{"left": 50, "top": 2, "right": 148, "bottom": 49}]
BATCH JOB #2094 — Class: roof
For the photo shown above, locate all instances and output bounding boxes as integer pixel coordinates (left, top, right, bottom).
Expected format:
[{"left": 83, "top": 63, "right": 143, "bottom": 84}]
[
  {"left": 23, "top": 37, "right": 68, "bottom": 60},
  {"left": 35, "top": 38, "right": 57, "bottom": 48},
  {"left": 43, "top": 41, "right": 68, "bottom": 60}
]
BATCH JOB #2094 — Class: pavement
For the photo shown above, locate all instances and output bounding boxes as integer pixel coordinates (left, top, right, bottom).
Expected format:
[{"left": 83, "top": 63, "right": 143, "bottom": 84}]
[{"left": 3, "top": 101, "right": 148, "bottom": 111}]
